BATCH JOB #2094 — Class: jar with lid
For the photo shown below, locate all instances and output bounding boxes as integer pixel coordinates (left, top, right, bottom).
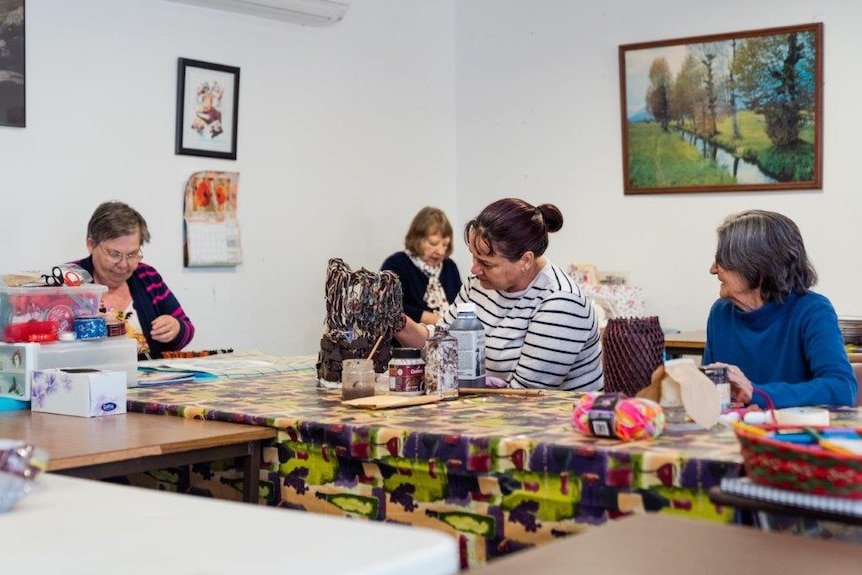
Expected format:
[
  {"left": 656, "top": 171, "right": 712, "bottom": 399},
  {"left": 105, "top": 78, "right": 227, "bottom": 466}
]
[
  {"left": 341, "top": 358, "right": 376, "bottom": 400},
  {"left": 699, "top": 365, "right": 731, "bottom": 412},
  {"left": 424, "top": 327, "right": 458, "bottom": 400},
  {"left": 388, "top": 348, "right": 425, "bottom": 396}
]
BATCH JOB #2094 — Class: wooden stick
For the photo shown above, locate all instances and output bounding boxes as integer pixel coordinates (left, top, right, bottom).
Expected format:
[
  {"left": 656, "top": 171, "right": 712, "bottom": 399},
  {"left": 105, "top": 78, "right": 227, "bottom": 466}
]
[
  {"left": 366, "top": 335, "right": 384, "bottom": 360},
  {"left": 458, "top": 388, "right": 546, "bottom": 396}
]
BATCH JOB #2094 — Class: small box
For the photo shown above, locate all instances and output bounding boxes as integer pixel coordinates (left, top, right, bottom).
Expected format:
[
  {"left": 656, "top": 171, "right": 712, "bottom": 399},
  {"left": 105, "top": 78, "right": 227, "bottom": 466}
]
[
  {"left": 0, "top": 284, "right": 107, "bottom": 341},
  {"left": 30, "top": 368, "right": 126, "bottom": 417}
]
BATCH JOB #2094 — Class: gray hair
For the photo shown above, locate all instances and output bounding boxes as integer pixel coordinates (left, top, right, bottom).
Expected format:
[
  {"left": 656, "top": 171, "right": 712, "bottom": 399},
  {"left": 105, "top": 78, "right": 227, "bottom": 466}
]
[
  {"left": 87, "top": 201, "right": 151, "bottom": 245},
  {"left": 714, "top": 210, "right": 816, "bottom": 303}
]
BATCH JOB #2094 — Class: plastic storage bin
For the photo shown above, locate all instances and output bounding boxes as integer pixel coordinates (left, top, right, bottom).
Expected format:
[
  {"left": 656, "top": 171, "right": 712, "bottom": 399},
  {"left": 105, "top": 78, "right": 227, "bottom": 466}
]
[
  {"left": 0, "top": 337, "right": 138, "bottom": 402},
  {"left": 0, "top": 284, "right": 107, "bottom": 341}
]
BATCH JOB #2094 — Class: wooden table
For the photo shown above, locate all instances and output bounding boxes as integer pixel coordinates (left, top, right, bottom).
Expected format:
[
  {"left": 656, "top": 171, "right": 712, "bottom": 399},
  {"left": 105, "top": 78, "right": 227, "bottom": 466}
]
[
  {"left": 472, "top": 513, "right": 862, "bottom": 574},
  {"left": 0, "top": 411, "right": 276, "bottom": 503},
  {"left": 0, "top": 473, "right": 459, "bottom": 574},
  {"left": 663, "top": 330, "right": 862, "bottom": 364},
  {"left": 663, "top": 329, "right": 706, "bottom": 359}
]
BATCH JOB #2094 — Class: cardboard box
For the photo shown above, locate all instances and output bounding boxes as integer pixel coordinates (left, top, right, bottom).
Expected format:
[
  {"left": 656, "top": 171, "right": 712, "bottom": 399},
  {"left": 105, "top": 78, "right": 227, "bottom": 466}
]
[{"left": 30, "top": 368, "right": 126, "bottom": 417}]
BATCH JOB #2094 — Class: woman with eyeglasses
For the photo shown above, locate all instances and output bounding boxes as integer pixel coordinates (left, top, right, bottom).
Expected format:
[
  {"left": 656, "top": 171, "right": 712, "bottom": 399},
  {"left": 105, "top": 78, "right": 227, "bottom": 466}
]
[
  {"left": 74, "top": 201, "right": 195, "bottom": 357},
  {"left": 381, "top": 206, "right": 462, "bottom": 327}
]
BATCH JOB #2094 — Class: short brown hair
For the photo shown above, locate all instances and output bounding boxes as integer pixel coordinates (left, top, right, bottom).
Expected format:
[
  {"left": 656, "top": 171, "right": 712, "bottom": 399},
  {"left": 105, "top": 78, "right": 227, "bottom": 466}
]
[
  {"left": 404, "top": 207, "right": 454, "bottom": 258},
  {"left": 87, "top": 201, "right": 151, "bottom": 245}
]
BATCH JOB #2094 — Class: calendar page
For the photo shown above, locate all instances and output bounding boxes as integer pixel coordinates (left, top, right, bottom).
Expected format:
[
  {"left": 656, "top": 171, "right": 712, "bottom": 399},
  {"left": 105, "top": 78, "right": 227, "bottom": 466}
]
[{"left": 183, "top": 171, "right": 243, "bottom": 267}]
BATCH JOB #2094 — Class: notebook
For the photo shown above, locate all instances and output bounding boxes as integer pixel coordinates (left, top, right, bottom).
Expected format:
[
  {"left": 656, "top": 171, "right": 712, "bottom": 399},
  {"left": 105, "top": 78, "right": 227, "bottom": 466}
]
[{"left": 720, "top": 477, "right": 862, "bottom": 518}]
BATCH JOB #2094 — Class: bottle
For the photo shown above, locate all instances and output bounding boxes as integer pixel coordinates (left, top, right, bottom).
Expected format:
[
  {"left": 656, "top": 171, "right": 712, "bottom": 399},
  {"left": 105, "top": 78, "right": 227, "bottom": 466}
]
[
  {"left": 424, "top": 327, "right": 459, "bottom": 400},
  {"left": 448, "top": 302, "right": 486, "bottom": 388}
]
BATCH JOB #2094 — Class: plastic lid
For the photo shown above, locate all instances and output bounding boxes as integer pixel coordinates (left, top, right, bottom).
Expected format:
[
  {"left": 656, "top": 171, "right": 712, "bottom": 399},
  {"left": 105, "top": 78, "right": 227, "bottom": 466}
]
[
  {"left": 458, "top": 302, "right": 476, "bottom": 314},
  {"left": 392, "top": 347, "right": 422, "bottom": 359}
]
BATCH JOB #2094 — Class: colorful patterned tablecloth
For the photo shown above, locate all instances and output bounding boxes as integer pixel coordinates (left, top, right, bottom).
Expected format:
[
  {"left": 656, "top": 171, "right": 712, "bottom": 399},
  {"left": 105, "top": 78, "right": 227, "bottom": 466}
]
[{"left": 120, "top": 364, "right": 783, "bottom": 569}]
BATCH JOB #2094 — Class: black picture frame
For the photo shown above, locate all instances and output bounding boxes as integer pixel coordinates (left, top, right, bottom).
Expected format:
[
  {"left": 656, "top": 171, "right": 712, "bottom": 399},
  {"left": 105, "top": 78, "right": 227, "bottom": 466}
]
[
  {"left": 175, "top": 58, "right": 240, "bottom": 160},
  {"left": 0, "top": 0, "right": 25, "bottom": 128},
  {"left": 619, "top": 23, "right": 822, "bottom": 195}
]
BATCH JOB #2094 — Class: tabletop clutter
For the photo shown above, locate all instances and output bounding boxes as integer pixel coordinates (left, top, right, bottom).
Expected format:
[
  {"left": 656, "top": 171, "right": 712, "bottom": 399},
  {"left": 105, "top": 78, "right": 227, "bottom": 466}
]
[{"left": 0, "top": 266, "right": 136, "bottom": 416}]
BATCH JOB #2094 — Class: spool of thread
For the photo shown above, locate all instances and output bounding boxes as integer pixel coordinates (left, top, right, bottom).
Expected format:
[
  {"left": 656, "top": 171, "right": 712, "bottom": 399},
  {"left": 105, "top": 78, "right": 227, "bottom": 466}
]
[
  {"left": 73, "top": 316, "right": 107, "bottom": 340},
  {"left": 572, "top": 392, "right": 665, "bottom": 441},
  {"left": 105, "top": 321, "right": 125, "bottom": 337}
]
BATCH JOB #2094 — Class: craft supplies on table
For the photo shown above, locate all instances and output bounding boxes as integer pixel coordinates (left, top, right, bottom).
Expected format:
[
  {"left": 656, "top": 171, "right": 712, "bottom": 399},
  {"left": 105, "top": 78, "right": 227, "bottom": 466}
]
[{"left": 733, "top": 422, "right": 862, "bottom": 499}]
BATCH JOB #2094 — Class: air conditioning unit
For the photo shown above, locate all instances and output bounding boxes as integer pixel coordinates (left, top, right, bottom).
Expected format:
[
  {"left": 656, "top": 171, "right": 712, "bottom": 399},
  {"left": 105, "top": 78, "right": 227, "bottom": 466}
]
[{"left": 163, "top": 0, "right": 351, "bottom": 26}]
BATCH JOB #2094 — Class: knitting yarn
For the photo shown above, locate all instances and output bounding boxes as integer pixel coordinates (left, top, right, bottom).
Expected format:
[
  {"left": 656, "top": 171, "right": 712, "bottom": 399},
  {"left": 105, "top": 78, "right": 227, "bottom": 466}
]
[{"left": 572, "top": 392, "right": 665, "bottom": 441}]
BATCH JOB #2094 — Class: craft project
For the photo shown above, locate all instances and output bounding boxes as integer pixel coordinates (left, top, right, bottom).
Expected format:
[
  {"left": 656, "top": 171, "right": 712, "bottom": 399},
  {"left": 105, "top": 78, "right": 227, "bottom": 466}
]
[{"left": 316, "top": 259, "right": 404, "bottom": 383}]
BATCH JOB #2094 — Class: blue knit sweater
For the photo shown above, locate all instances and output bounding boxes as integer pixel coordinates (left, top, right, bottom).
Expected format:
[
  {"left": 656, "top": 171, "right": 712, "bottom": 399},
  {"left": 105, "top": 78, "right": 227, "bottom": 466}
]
[{"left": 703, "top": 291, "right": 856, "bottom": 408}]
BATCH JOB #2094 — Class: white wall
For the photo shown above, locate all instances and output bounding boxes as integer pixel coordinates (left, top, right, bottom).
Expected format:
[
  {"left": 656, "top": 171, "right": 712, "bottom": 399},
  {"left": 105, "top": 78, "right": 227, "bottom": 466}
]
[
  {"left": 455, "top": 0, "right": 862, "bottom": 333},
  {"left": 2, "top": 0, "right": 860, "bottom": 356},
  {"left": 1, "top": 0, "right": 456, "bottom": 355}
]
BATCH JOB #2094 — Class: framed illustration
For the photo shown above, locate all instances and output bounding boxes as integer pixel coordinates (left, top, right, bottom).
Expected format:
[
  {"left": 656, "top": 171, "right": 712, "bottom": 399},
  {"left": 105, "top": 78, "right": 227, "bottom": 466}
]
[
  {"left": 619, "top": 23, "right": 822, "bottom": 195},
  {"left": 175, "top": 58, "right": 240, "bottom": 160},
  {"left": 0, "top": 0, "right": 25, "bottom": 128}
]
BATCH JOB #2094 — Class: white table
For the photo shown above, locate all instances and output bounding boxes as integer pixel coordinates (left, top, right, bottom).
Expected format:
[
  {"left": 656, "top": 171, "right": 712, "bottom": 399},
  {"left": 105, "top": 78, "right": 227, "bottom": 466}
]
[{"left": 0, "top": 474, "right": 459, "bottom": 575}]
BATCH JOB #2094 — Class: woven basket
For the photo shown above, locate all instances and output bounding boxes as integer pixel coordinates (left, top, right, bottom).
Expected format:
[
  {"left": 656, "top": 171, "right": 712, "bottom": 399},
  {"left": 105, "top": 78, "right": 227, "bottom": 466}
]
[{"left": 734, "top": 424, "right": 862, "bottom": 499}]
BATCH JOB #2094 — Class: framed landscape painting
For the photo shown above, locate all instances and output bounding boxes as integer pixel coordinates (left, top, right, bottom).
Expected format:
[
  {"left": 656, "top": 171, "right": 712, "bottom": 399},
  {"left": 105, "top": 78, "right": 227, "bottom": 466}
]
[{"left": 619, "top": 23, "right": 822, "bottom": 195}]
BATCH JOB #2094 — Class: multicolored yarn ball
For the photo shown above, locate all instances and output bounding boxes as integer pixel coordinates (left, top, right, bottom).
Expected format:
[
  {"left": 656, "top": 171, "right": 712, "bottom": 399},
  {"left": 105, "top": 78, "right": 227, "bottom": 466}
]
[{"left": 572, "top": 392, "right": 665, "bottom": 441}]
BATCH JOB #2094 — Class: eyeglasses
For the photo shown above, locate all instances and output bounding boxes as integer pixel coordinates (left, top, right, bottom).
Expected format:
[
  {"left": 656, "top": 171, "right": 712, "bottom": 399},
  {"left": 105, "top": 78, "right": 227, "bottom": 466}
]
[{"left": 100, "top": 244, "right": 143, "bottom": 265}]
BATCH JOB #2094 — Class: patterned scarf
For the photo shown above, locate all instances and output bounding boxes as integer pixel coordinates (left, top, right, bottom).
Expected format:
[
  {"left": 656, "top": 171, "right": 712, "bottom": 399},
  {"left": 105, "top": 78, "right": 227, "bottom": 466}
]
[{"left": 407, "top": 251, "right": 449, "bottom": 312}]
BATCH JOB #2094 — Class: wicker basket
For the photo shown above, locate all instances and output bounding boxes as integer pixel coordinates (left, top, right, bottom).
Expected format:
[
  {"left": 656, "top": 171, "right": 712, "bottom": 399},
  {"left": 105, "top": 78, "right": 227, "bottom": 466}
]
[{"left": 734, "top": 424, "right": 862, "bottom": 500}]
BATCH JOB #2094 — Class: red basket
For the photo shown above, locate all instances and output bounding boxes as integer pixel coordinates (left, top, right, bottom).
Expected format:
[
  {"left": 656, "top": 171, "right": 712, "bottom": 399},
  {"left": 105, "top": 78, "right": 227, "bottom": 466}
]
[{"left": 734, "top": 424, "right": 862, "bottom": 500}]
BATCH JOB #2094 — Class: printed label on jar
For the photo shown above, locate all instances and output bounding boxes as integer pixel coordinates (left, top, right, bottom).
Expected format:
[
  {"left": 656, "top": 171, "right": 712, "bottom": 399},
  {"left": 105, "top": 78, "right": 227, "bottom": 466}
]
[{"left": 389, "top": 363, "right": 425, "bottom": 396}]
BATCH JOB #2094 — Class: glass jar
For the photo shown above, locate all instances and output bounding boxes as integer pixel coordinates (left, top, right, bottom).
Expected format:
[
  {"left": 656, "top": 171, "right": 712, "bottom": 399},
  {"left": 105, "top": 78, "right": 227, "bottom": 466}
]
[
  {"left": 341, "top": 359, "right": 376, "bottom": 400},
  {"left": 424, "top": 328, "right": 458, "bottom": 400},
  {"left": 700, "top": 365, "right": 731, "bottom": 412}
]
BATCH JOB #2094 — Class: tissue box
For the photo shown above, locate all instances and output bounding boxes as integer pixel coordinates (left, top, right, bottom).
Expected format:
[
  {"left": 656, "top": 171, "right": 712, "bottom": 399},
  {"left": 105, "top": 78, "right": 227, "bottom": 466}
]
[{"left": 30, "top": 368, "right": 126, "bottom": 417}]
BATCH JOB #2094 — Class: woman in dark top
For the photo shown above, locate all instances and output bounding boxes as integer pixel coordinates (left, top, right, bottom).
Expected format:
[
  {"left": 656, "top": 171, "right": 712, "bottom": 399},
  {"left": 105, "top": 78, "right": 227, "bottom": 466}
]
[
  {"left": 381, "top": 206, "right": 462, "bottom": 325},
  {"left": 75, "top": 201, "right": 194, "bottom": 358}
]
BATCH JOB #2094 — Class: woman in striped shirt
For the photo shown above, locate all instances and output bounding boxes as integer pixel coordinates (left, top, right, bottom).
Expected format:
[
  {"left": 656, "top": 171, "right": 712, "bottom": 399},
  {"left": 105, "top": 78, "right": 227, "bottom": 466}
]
[{"left": 396, "top": 198, "right": 604, "bottom": 391}]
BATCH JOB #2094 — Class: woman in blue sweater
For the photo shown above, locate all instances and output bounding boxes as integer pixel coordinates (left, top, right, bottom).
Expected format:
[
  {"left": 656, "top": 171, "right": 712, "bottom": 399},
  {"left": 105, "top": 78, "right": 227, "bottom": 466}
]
[
  {"left": 381, "top": 207, "right": 462, "bottom": 325},
  {"left": 703, "top": 210, "right": 856, "bottom": 408},
  {"left": 75, "top": 201, "right": 195, "bottom": 358}
]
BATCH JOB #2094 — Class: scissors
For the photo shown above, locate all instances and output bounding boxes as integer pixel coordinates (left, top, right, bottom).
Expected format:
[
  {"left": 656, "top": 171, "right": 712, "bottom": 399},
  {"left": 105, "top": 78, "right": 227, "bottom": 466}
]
[{"left": 42, "top": 266, "right": 83, "bottom": 287}]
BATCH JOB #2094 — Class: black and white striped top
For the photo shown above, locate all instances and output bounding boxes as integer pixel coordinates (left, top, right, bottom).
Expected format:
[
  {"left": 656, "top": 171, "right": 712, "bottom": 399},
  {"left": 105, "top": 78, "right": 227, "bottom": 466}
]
[{"left": 441, "top": 262, "right": 604, "bottom": 391}]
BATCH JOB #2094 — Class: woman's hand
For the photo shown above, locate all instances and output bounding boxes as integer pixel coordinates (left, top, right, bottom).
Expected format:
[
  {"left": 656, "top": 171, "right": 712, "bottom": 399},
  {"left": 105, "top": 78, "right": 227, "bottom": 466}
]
[
  {"left": 150, "top": 314, "right": 181, "bottom": 343},
  {"left": 394, "top": 314, "right": 431, "bottom": 348},
  {"left": 705, "top": 361, "right": 754, "bottom": 404}
]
